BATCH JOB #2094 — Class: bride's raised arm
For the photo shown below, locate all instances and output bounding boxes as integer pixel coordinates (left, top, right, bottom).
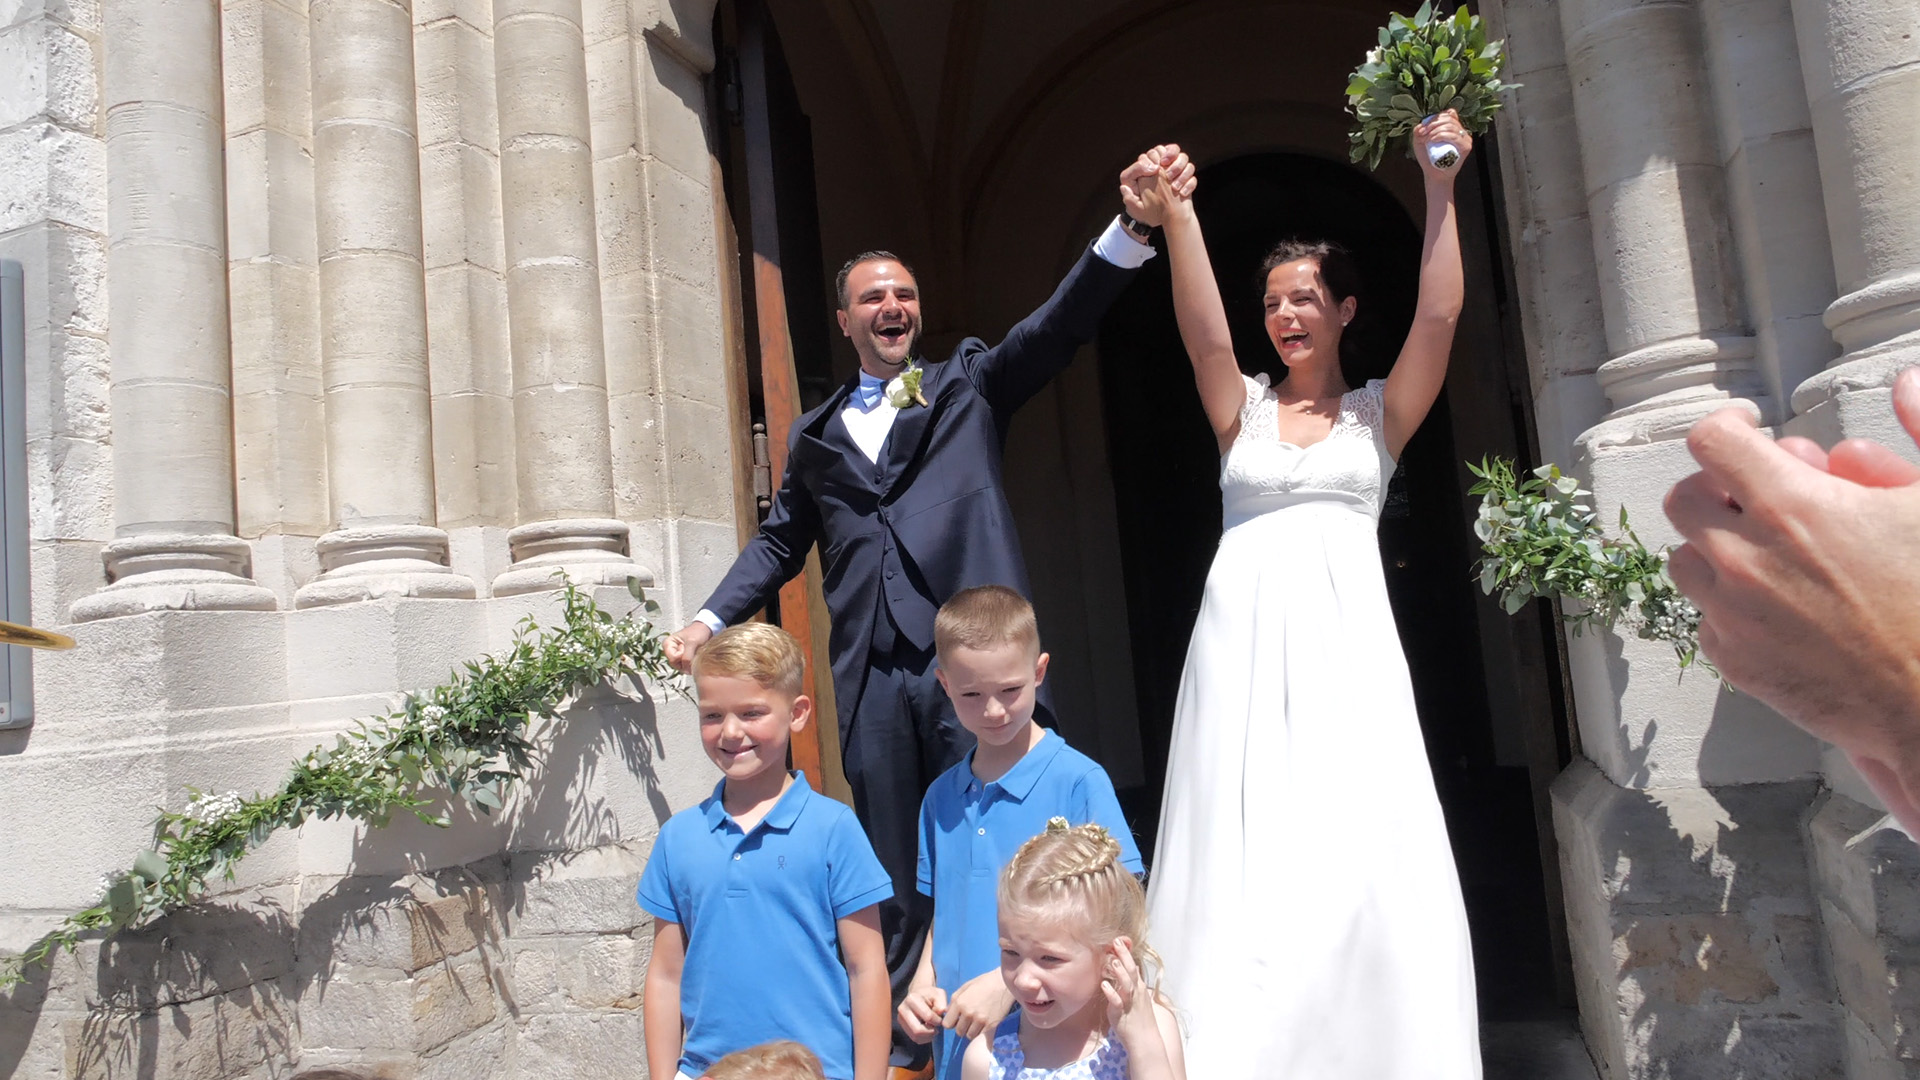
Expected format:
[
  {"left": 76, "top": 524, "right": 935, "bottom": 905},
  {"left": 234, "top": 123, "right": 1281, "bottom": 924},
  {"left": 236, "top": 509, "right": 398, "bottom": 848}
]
[
  {"left": 1381, "top": 112, "right": 1471, "bottom": 458},
  {"left": 1121, "top": 149, "right": 1244, "bottom": 450}
]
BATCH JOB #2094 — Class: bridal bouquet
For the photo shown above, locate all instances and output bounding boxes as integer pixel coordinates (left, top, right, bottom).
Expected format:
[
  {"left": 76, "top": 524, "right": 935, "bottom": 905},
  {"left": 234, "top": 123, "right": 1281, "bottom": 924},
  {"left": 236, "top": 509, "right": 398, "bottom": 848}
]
[
  {"left": 1346, "top": 3, "right": 1514, "bottom": 170},
  {"left": 1468, "top": 458, "right": 1707, "bottom": 673}
]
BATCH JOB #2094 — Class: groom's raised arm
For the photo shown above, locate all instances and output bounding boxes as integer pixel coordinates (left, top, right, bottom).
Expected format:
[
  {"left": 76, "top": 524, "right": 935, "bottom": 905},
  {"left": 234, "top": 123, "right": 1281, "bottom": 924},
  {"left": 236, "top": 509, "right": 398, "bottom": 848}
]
[
  {"left": 962, "top": 219, "right": 1150, "bottom": 416},
  {"left": 965, "top": 146, "right": 1195, "bottom": 416}
]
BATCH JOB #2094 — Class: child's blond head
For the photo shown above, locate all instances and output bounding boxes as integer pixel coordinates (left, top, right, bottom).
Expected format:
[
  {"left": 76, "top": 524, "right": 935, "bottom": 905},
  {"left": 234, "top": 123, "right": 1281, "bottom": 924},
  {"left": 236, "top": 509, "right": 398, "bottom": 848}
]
[
  {"left": 935, "top": 584, "right": 1040, "bottom": 662},
  {"left": 999, "top": 819, "right": 1159, "bottom": 978},
  {"left": 702, "top": 1040, "right": 827, "bottom": 1080},
  {"left": 693, "top": 621, "right": 806, "bottom": 698}
]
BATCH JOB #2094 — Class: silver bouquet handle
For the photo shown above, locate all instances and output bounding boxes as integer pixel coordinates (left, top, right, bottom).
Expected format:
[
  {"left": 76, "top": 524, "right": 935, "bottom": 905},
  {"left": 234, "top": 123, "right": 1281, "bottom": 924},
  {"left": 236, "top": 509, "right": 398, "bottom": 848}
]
[{"left": 1423, "top": 115, "right": 1461, "bottom": 171}]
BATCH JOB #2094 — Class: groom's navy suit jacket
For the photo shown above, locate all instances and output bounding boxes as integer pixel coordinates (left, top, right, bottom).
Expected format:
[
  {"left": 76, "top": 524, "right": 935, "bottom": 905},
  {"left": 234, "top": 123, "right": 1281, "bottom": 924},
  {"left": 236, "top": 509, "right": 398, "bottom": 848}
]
[{"left": 700, "top": 244, "right": 1137, "bottom": 740}]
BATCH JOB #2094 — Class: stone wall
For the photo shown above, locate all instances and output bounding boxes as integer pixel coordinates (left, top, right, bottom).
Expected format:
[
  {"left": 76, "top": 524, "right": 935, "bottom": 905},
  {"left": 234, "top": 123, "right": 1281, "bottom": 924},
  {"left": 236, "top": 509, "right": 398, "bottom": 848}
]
[
  {"left": 0, "top": 585, "right": 708, "bottom": 1078},
  {"left": 3, "top": 844, "right": 662, "bottom": 1079},
  {"left": 1, "top": 0, "right": 732, "bottom": 1074},
  {"left": 1484, "top": 0, "right": 1920, "bottom": 1073}
]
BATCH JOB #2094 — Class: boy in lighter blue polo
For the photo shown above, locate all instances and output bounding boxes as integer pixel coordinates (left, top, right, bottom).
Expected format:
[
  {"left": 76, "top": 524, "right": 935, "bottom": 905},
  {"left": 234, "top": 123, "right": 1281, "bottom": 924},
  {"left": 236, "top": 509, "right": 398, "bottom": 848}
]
[
  {"left": 896, "top": 586, "right": 1143, "bottom": 1080},
  {"left": 638, "top": 623, "right": 893, "bottom": 1080}
]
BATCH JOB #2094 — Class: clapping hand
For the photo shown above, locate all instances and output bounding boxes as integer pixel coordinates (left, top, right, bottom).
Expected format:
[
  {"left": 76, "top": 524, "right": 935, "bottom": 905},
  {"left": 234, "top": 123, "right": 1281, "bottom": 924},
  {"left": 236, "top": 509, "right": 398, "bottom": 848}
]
[
  {"left": 1120, "top": 144, "right": 1197, "bottom": 229},
  {"left": 1413, "top": 110, "right": 1471, "bottom": 180},
  {"left": 1664, "top": 368, "right": 1920, "bottom": 832}
]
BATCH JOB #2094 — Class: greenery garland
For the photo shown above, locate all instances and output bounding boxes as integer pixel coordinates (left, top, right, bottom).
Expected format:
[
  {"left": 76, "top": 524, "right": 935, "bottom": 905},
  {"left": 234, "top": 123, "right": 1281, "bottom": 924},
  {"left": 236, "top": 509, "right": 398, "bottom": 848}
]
[
  {"left": 0, "top": 579, "right": 684, "bottom": 987},
  {"left": 1346, "top": 3, "right": 1515, "bottom": 170},
  {"left": 1469, "top": 458, "right": 1707, "bottom": 671}
]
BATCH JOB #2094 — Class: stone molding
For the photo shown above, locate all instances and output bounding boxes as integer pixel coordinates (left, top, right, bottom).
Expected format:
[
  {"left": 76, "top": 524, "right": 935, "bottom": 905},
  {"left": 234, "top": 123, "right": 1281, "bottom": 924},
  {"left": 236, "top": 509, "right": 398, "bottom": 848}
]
[
  {"left": 296, "top": 525, "right": 476, "bottom": 607},
  {"left": 70, "top": 533, "right": 278, "bottom": 621},
  {"left": 491, "top": 518, "right": 651, "bottom": 596}
]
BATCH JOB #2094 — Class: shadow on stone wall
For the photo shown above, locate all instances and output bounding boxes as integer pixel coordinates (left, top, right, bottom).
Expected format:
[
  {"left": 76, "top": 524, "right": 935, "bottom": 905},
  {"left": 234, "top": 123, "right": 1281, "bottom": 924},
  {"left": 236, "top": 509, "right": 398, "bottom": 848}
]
[
  {"left": 1558, "top": 760, "right": 1842, "bottom": 1078},
  {"left": 0, "top": 677, "right": 673, "bottom": 1078}
]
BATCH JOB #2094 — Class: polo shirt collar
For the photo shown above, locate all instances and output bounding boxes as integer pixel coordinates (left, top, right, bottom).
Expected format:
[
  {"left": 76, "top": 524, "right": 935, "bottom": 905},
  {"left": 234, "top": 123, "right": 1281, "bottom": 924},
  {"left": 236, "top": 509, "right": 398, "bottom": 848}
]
[
  {"left": 976, "top": 729, "right": 1063, "bottom": 801},
  {"left": 701, "top": 771, "right": 814, "bottom": 834}
]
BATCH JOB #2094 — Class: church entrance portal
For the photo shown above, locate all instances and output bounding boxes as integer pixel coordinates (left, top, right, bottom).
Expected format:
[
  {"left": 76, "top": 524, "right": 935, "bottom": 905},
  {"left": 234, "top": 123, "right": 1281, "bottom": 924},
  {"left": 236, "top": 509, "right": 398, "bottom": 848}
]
[{"left": 727, "top": 0, "right": 1582, "bottom": 1030}]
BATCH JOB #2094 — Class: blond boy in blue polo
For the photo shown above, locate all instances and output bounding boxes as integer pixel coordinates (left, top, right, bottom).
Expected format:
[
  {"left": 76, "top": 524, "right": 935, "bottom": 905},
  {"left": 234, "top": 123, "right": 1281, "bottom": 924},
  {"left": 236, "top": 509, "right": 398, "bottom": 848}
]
[
  {"left": 639, "top": 623, "right": 893, "bottom": 1080},
  {"left": 896, "top": 586, "right": 1143, "bottom": 1080}
]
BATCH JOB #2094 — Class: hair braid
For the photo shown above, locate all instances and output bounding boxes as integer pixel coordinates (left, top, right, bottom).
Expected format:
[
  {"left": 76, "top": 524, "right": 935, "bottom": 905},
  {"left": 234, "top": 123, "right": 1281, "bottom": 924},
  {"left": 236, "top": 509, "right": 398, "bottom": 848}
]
[{"left": 998, "top": 819, "right": 1169, "bottom": 1001}]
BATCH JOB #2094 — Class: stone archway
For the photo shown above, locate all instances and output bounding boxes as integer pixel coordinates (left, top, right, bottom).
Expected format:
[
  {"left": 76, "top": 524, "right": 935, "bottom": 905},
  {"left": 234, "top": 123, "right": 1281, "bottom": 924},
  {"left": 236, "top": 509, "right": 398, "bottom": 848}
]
[{"left": 770, "top": 0, "right": 1579, "bottom": 1037}]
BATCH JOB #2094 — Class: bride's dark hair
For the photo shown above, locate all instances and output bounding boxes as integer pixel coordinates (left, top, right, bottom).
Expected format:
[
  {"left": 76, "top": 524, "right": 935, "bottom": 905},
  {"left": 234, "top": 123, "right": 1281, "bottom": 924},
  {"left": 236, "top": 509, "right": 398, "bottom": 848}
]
[{"left": 1258, "top": 238, "right": 1366, "bottom": 385}]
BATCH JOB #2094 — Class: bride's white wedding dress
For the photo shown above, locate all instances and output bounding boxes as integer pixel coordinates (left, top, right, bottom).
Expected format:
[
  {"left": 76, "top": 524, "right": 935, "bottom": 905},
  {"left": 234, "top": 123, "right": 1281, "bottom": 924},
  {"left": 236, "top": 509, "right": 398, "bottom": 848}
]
[{"left": 1147, "top": 372, "right": 1481, "bottom": 1078}]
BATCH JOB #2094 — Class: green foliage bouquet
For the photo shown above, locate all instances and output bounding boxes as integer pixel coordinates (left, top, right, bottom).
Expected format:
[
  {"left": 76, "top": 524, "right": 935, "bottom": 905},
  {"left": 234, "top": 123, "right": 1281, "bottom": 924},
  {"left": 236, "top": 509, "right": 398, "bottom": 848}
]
[
  {"left": 1347, "top": 2, "right": 1514, "bottom": 170},
  {"left": 1468, "top": 458, "right": 1707, "bottom": 672}
]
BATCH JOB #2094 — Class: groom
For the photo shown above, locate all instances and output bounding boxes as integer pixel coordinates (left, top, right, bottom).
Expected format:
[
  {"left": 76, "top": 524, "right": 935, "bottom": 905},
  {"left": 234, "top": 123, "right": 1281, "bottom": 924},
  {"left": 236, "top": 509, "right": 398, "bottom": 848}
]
[{"left": 665, "top": 146, "right": 1193, "bottom": 1065}]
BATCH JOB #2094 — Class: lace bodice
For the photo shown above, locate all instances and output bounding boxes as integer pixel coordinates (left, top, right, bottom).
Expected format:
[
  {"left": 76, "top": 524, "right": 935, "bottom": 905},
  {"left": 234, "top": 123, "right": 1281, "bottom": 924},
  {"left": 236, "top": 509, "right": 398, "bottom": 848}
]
[
  {"left": 985, "top": 1014, "right": 1131, "bottom": 1080},
  {"left": 1219, "top": 372, "right": 1395, "bottom": 527}
]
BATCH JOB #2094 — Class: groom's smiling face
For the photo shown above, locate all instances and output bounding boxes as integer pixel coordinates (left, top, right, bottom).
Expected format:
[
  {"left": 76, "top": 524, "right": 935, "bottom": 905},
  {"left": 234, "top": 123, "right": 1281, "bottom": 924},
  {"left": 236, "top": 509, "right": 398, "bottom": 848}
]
[{"left": 838, "top": 259, "right": 922, "bottom": 376}]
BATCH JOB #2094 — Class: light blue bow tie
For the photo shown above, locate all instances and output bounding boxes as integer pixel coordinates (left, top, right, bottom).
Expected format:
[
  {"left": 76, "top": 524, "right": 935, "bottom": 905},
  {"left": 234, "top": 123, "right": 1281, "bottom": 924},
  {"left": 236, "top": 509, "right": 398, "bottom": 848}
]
[{"left": 853, "top": 372, "right": 889, "bottom": 411}]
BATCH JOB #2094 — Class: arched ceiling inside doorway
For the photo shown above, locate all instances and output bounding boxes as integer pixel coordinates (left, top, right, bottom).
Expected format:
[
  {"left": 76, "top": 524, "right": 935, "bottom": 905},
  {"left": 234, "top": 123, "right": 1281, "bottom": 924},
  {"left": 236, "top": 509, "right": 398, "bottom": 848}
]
[{"left": 763, "top": 0, "right": 1426, "bottom": 335}]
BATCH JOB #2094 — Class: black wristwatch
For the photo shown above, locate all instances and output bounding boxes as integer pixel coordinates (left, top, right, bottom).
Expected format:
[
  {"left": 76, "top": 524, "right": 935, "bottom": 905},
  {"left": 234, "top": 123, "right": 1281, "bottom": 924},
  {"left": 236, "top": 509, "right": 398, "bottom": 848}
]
[{"left": 1118, "top": 209, "right": 1154, "bottom": 242}]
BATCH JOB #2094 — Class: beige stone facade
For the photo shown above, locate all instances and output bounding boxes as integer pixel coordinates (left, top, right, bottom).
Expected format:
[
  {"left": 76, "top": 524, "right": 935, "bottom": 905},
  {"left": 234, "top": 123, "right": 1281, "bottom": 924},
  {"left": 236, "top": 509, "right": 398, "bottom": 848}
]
[{"left": 0, "top": 0, "right": 1916, "bottom": 1077}]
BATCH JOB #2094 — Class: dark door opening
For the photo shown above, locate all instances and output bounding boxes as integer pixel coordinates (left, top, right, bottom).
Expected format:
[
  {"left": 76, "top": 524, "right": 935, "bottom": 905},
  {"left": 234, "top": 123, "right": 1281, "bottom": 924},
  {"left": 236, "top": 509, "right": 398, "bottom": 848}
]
[{"left": 1097, "top": 151, "right": 1572, "bottom": 1022}]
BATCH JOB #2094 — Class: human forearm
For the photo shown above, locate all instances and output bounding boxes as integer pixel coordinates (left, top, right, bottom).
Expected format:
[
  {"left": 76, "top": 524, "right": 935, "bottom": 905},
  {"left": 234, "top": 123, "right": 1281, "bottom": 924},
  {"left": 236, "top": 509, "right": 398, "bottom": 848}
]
[
  {"left": 843, "top": 910, "right": 892, "bottom": 1080},
  {"left": 643, "top": 921, "right": 686, "bottom": 1080},
  {"left": 1163, "top": 203, "right": 1244, "bottom": 433},
  {"left": 1414, "top": 178, "right": 1464, "bottom": 327},
  {"left": 643, "top": 967, "right": 683, "bottom": 1080},
  {"left": 850, "top": 961, "right": 891, "bottom": 1080},
  {"left": 910, "top": 917, "right": 937, "bottom": 990}
]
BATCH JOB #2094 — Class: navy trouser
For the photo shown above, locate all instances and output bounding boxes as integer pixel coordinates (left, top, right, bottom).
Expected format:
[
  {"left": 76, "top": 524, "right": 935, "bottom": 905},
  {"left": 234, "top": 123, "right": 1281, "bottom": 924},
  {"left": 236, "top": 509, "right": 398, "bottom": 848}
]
[{"left": 842, "top": 624, "right": 973, "bottom": 1069}]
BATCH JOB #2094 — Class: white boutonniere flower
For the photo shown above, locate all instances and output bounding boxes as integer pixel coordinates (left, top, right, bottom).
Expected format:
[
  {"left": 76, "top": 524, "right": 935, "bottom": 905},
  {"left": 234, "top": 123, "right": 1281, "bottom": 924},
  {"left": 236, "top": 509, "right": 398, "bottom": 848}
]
[{"left": 885, "top": 359, "right": 929, "bottom": 408}]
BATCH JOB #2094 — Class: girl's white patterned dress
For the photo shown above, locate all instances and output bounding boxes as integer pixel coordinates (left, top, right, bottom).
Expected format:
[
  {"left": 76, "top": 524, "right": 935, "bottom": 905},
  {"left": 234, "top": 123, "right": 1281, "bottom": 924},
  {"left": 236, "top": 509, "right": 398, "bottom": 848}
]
[{"left": 984, "top": 1013, "right": 1131, "bottom": 1080}]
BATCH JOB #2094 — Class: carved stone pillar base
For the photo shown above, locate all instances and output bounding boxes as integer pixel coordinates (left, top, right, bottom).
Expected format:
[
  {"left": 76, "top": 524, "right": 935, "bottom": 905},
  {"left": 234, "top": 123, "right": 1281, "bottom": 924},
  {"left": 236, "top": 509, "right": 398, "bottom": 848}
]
[
  {"left": 490, "top": 518, "right": 654, "bottom": 597},
  {"left": 1574, "top": 333, "right": 1763, "bottom": 452},
  {"left": 293, "top": 525, "right": 477, "bottom": 608},
  {"left": 70, "top": 534, "right": 280, "bottom": 621},
  {"left": 1789, "top": 272, "right": 1920, "bottom": 445}
]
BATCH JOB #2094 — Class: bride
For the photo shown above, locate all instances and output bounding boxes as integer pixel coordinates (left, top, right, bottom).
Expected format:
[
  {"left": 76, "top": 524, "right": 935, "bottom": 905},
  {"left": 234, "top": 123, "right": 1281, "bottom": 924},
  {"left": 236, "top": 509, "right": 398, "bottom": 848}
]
[{"left": 1126, "top": 115, "right": 1482, "bottom": 1078}]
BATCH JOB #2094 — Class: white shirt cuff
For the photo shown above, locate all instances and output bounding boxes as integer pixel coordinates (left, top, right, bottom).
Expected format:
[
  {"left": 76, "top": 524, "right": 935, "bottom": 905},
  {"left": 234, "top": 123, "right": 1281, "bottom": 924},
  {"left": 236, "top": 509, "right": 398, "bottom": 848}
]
[
  {"left": 693, "top": 609, "right": 726, "bottom": 635},
  {"left": 1092, "top": 216, "right": 1157, "bottom": 269}
]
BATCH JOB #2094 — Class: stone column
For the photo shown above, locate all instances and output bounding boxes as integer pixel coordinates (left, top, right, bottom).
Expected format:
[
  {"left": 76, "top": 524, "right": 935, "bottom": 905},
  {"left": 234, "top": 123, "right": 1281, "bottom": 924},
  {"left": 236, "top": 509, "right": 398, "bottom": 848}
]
[
  {"left": 294, "top": 0, "right": 474, "bottom": 606},
  {"left": 1479, "top": 0, "right": 1611, "bottom": 467},
  {"left": 583, "top": 0, "right": 665, "bottom": 534},
  {"left": 1786, "top": 0, "right": 1920, "bottom": 448},
  {"left": 414, "top": 0, "right": 517, "bottom": 583},
  {"left": 71, "top": 0, "right": 278, "bottom": 621},
  {"left": 224, "top": 0, "right": 331, "bottom": 604},
  {"left": 1563, "top": 0, "right": 1765, "bottom": 454},
  {"left": 1697, "top": 0, "right": 1839, "bottom": 418},
  {"left": 490, "top": 0, "right": 642, "bottom": 595}
]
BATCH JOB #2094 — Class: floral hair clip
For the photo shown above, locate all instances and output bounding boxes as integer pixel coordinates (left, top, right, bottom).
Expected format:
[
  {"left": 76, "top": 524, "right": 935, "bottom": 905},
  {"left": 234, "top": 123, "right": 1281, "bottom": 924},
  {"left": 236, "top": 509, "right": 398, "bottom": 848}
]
[{"left": 1045, "top": 816, "right": 1071, "bottom": 833}]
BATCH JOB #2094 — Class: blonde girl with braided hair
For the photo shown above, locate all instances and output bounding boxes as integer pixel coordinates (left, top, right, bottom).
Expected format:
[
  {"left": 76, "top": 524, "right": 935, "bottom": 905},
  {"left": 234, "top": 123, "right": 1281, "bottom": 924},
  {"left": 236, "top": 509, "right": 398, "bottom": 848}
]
[{"left": 960, "top": 820, "right": 1186, "bottom": 1080}]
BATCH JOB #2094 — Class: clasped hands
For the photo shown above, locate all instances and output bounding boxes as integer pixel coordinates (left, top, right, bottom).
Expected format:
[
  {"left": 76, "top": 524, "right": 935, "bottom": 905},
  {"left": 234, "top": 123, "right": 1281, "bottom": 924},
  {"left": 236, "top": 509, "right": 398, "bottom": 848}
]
[
  {"left": 898, "top": 969, "right": 1013, "bottom": 1045},
  {"left": 1665, "top": 368, "right": 1920, "bottom": 832}
]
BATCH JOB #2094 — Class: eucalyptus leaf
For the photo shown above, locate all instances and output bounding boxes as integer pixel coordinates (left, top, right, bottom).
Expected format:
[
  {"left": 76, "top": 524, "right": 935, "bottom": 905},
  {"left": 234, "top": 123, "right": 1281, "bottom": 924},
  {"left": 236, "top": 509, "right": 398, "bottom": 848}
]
[
  {"left": 1346, "top": 4, "right": 1518, "bottom": 170},
  {"left": 132, "top": 851, "right": 168, "bottom": 882}
]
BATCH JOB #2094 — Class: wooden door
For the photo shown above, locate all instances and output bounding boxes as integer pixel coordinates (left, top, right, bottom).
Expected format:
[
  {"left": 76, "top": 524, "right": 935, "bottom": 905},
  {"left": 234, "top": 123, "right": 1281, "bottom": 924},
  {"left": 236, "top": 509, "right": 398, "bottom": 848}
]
[{"left": 714, "top": 0, "right": 848, "bottom": 799}]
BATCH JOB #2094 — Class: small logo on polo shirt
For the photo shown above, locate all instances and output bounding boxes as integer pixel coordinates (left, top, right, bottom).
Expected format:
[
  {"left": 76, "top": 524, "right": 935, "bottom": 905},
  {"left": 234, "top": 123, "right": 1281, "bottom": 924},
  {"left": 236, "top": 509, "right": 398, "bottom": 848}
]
[{"left": 778, "top": 855, "right": 787, "bottom": 869}]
